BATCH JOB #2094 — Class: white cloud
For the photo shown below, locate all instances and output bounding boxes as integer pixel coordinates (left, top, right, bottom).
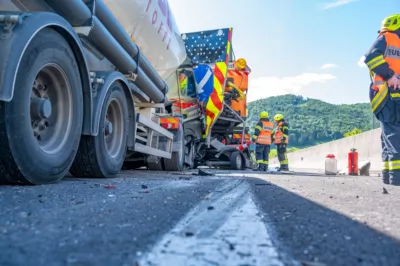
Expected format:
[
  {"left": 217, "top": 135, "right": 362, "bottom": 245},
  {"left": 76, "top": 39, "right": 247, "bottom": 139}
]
[
  {"left": 321, "top": 63, "right": 338, "bottom": 69},
  {"left": 357, "top": 56, "right": 366, "bottom": 68},
  {"left": 323, "top": 0, "right": 357, "bottom": 9},
  {"left": 247, "top": 73, "right": 336, "bottom": 102}
]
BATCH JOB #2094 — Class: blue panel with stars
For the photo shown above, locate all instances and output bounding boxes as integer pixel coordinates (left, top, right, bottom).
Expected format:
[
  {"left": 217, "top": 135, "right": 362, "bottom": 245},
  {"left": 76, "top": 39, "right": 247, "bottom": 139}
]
[{"left": 181, "top": 28, "right": 230, "bottom": 64}]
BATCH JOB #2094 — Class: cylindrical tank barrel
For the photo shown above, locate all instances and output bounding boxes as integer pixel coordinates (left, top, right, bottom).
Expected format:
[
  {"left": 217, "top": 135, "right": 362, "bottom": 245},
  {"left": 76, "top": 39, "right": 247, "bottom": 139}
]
[
  {"left": 44, "top": 0, "right": 165, "bottom": 103},
  {"left": 44, "top": 0, "right": 91, "bottom": 26},
  {"left": 94, "top": 0, "right": 168, "bottom": 93},
  {"left": 89, "top": 18, "right": 165, "bottom": 103}
]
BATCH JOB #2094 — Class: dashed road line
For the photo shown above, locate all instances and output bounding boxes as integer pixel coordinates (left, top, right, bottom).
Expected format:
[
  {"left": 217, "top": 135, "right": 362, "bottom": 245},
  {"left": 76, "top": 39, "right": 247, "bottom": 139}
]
[{"left": 138, "top": 180, "right": 296, "bottom": 266}]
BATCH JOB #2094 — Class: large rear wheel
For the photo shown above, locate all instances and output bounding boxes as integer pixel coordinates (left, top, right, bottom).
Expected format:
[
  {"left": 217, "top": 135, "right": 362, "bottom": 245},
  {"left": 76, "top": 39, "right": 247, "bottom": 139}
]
[
  {"left": 230, "top": 151, "right": 243, "bottom": 170},
  {"left": 0, "top": 28, "right": 83, "bottom": 185},
  {"left": 70, "top": 82, "right": 129, "bottom": 178}
]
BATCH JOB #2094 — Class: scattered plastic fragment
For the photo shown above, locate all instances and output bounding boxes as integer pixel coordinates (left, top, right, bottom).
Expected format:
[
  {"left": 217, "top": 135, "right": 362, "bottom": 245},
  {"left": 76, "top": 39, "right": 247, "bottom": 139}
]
[{"left": 184, "top": 232, "right": 194, "bottom": 237}]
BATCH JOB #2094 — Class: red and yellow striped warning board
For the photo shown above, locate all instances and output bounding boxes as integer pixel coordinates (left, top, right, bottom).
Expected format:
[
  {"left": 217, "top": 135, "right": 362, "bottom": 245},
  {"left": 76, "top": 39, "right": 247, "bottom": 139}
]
[
  {"left": 203, "top": 61, "right": 228, "bottom": 138},
  {"left": 202, "top": 28, "right": 232, "bottom": 139}
]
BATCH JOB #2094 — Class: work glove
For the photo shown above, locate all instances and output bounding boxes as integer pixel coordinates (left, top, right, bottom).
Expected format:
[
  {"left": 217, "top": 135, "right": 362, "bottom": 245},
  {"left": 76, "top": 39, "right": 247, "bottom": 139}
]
[{"left": 388, "top": 75, "right": 400, "bottom": 90}]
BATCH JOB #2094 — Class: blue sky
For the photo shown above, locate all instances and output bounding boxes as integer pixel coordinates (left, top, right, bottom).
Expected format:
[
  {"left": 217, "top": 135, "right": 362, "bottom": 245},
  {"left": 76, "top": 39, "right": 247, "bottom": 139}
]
[{"left": 169, "top": 0, "right": 399, "bottom": 104}]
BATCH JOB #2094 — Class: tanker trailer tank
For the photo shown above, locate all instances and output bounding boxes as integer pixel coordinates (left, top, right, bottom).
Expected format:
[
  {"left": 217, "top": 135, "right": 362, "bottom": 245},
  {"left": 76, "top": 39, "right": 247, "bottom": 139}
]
[
  {"left": 44, "top": 0, "right": 165, "bottom": 103},
  {"left": 92, "top": 0, "right": 168, "bottom": 94},
  {"left": 101, "top": 0, "right": 187, "bottom": 90}
]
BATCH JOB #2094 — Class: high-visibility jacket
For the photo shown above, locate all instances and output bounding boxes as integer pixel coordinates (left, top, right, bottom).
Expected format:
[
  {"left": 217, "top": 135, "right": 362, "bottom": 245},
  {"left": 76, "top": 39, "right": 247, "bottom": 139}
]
[
  {"left": 274, "top": 122, "right": 289, "bottom": 144},
  {"left": 256, "top": 121, "right": 273, "bottom": 145},
  {"left": 369, "top": 32, "right": 400, "bottom": 115}
]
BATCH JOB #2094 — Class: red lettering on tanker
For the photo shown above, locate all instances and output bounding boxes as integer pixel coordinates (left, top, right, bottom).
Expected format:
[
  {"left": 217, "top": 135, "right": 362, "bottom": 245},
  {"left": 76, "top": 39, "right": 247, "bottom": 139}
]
[
  {"left": 157, "top": 0, "right": 173, "bottom": 32},
  {"left": 146, "top": 0, "right": 172, "bottom": 50}
]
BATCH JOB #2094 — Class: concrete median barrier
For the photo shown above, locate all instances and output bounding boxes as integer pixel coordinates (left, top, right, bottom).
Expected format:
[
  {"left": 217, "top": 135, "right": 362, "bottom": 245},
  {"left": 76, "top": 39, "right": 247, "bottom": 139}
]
[{"left": 270, "top": 128, "right": 381, "bottom": 172}]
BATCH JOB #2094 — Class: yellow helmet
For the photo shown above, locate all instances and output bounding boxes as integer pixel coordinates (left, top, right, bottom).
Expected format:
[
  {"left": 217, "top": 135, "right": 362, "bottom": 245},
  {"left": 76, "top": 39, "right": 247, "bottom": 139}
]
[
  {"left": 274, "top": 114, "right": 284, "bottom": 121},
  {"left": 259, "top": 111, "right": 269, "bottom": 119},
  {"left": 381, "top": 14, "right": 400, "bottom": 32}
]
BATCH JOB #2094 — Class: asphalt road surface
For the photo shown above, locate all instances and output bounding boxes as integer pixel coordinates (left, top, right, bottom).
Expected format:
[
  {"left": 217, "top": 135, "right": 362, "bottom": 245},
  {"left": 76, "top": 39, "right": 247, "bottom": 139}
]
[{"left": 0, "top": 169, "right": 399, "bottom": 266}]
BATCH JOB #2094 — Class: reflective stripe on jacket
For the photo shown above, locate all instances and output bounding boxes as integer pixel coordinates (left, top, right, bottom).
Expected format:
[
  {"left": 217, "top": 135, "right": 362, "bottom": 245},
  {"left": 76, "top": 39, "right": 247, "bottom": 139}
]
[
  {"left": 274, "top": 122, "right": 289, "bottom": 144},
  {"left": 369, "top": 32, "right": 400, "bottom": 114},
  {"left": 256, "top": 121, "right": 273, "bottom": 145}
]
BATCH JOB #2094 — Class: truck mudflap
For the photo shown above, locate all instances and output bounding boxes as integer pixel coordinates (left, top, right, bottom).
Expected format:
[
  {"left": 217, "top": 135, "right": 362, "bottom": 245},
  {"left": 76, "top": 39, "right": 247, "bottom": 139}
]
[{"left": 0, "top": 11, "right": 93, "bottom": 134}]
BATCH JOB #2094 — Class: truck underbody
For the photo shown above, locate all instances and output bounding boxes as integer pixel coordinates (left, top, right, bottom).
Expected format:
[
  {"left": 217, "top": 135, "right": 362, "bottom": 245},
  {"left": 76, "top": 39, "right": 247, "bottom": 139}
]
[{"left": 0, "top": 0, "right": 254, "bottom": 185}]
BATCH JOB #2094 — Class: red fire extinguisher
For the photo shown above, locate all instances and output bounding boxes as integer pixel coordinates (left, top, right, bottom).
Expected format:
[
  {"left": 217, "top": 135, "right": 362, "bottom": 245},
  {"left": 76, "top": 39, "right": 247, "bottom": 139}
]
[{"left": 348, "top": 148, "right": 359, "bottom": 176}]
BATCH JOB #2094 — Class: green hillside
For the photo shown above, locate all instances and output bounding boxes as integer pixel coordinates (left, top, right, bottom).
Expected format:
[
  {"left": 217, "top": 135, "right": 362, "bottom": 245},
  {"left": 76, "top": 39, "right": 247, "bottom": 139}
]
[{"left": 247, "top": 94, "right": 379, "bottom": 148}]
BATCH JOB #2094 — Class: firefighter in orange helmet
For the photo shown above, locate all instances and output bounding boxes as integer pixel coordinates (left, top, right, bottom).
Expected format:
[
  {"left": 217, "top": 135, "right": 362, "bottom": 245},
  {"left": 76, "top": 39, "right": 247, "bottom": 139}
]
[
  {"left": 251, "top": 111, "right": 274, "bottom": 171},
  {"left": 272, "top": 114, "right": 289, "bottom": 171}
]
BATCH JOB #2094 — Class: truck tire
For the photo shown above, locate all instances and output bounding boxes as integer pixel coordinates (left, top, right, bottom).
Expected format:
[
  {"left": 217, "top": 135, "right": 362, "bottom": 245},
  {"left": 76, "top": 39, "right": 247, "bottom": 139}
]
[
  {"left": 0, "top": 28, "right": 83, "bottom": 185},
  {"left": 70, "top": 82, "right": 129, "bottom": 178},
  {"left": 163, "top": 124, "right": 184, "bottom": 171},
  {"left": 230, "top": 151, "right": 243, "bottom": 170}
]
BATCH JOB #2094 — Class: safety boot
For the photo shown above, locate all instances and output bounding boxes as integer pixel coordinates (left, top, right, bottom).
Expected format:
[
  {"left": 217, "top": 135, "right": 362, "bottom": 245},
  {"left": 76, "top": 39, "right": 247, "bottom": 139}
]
[{"left": 278, "top": 165, "right": 289, "bottom": 171}]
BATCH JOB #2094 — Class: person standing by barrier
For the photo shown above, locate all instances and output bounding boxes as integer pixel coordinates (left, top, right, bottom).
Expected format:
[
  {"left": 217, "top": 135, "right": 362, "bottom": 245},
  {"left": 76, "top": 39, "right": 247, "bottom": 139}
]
[
  {"left": 364, "top": 14, "right": 400, "bottom": 186},
  {"left": 251, "top": 111, "right": 274, "bottom": 171},
  {"left": 272, "top": 114, "right": 289, "bottom": 171}
]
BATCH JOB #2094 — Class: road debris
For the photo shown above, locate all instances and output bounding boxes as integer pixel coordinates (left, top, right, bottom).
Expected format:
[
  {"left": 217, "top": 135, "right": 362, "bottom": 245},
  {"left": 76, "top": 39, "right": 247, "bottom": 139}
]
[
  {"left": 184, "top": 232, "right": 194, "bottom": 237},
  {"left": 194, "top": 169, "right": 215, "bottom": 176},
  {"left": 301, "top": 261, "right": 327, "bottom": 266}
]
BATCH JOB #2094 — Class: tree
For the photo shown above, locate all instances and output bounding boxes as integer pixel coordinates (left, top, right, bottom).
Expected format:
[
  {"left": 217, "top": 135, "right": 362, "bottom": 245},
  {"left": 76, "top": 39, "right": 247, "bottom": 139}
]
[
  {"left": 247, "top": 94, "right": 376, "bottom": 148},
  {"left": 343, "top": 128, "right": 363, "bottom": 137}
]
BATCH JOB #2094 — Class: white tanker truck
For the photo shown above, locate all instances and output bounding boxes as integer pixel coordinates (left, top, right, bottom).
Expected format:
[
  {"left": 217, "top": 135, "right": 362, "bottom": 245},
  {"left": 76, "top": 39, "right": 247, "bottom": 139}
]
[{"left": 0, "top": 0, "right": 253, "bottom": 185}]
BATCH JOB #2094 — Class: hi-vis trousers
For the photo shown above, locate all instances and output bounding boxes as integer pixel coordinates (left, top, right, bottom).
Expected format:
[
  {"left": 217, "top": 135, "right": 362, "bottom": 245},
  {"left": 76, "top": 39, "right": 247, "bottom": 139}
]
[
  {"left": 256, "top": 144, "right": 270, "bottom": 171},
  {"left": 381, "top": 122, "right": 400, "bottom": 185},
  {"left": 277, "top": 144, "right": 289, "bottom": 170}
]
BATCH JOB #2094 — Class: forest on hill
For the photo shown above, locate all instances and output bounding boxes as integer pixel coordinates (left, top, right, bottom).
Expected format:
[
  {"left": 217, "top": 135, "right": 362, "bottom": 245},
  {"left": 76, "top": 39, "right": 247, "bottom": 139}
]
[{"left": 247, "top": 94, "right": 379, "bottom": 148}]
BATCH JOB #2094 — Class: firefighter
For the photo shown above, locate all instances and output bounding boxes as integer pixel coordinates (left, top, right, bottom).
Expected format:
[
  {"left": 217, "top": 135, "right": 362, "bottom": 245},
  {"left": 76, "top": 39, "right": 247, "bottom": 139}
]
[
  {"left": 272, "top": 114, "right": 289, "bottom": 171},
  {"left": 364, "top": 14, "right": 400, "bottom": 186},
  {"left": 252, "top": 111, "right": 274, "bottom": 171}
]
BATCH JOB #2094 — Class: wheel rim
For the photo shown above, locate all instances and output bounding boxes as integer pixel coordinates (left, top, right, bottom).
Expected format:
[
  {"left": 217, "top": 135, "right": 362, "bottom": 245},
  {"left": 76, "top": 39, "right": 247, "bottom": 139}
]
[
  {"left": 236, "top": 154, "right": 242, "bottom": 169},
  {"left": 30, "top": 63, "right": 73, "bottom": 154},
  {"left": 104, "top": 99, "right": 124, "bottom": 158}
]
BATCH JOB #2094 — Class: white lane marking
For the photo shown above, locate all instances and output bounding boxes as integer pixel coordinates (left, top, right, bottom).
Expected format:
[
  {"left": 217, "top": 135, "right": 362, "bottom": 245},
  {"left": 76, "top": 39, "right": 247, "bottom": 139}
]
[{"left": 137, "top": 181, "right": 291, "bottom": 266}]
